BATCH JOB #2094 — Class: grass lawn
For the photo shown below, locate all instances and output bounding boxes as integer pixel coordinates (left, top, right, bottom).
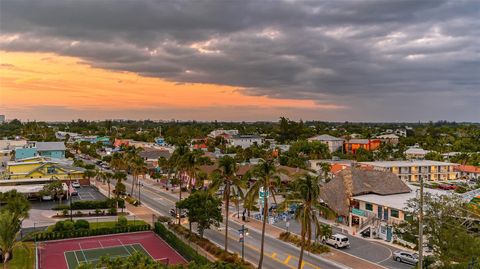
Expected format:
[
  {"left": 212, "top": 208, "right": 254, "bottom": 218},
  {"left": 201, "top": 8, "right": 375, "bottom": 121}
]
[{"left": 0, "top": 242, "right": 35, "bottom": 269}]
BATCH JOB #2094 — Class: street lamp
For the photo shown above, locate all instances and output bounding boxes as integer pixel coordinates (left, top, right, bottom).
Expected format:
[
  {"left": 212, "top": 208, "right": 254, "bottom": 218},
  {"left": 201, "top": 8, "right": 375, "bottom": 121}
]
[
  {"left": 238, "top": 225, "right": 249, "bottom": 261},
  {"left": 68, "top": 173, "right": 73, "bottom": 222},
  {"left": 137, "top": 180, "right": 143, "bottom": 205}
]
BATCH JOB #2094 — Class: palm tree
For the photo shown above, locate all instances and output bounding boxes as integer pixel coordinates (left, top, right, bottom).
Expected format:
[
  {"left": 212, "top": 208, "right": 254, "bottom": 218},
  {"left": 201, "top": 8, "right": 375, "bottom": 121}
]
[
  {"left": 0, "top": 211, "right": 21, "bottom": 268},
  {"left": 210, "top": 156, "right": 245, "bottom": 252},
  {"left": 285, "top": 174, "right": 331, "bottom": 269},
  {"left": 129, "top": 156, "right": 146, "bottom": 196},
  {"left": 245, "top": 160, "right": 284, "bottom": 269},
  {"left": 102, "top": 172, "right": 113, "bottom": 198}
]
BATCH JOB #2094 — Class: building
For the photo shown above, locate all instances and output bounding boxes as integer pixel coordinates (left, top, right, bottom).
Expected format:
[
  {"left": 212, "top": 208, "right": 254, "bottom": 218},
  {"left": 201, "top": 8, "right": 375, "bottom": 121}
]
[
  {"left": 155, "top": 137, "right": 165, "bottom": 146},
  {"left": 455, "top": 165, "right": 480, "bottom": 180},
  {"left": 55, "top": 131, "right": 80, "bottom": 140},
  {"left": 404, "top": 146, "right": 430, "bottom": 159},
  {"left": 308, "top": 159, "right": 354, "bottom": 177},
  {"left": 113, "top": 138, "right": 131, "bottom": 148},
  {"left": 139, "top": 148, "right": 172, "bottom": 173},
  {"left": 344, "top": 139, "right": 381, "bottom": 154},
  {"left": 5, "top": 156, "right": 84, "bottom": 181},
  {"left": 14, "top": 141, "right": 66, "bottom": 160},
  {"left": 308, "top": 134, "right": 344, "bottom": 153},
  {"left": 228, "top": 135, "right": 263, "bottom": 149},
  {"left": 375, "top": 134, "right": 399, "bottom": 145},
  {"left": 208, "top": 129, "right": 239, "bottom": 139},
  {"left": 359, "top": 160, "right": 459, "bottom": 181},
  {"left": 0, "top": 115, "right": 5, "bottom": 123},
  {"left": 320, "top": 168, "right": 448, "bottom": 241}
]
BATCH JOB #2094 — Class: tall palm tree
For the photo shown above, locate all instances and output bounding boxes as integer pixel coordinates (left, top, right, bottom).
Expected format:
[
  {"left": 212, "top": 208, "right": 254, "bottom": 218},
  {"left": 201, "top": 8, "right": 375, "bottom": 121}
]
[
  {"left": 129, "top": 156, "right": 146, "bottom": 196},
  {"left": 0, "top": 211, "right": 21, "bottom": 268},
  {"left": 102, "top": 172, "right": 113, "bottom": 198},
  {"left": 285, "top": 174, "right": 332, "bottom": 269},
  {"left": 245, "top": 160, "right": 284, "bottom": 269},
  {"left": 210, "top": 156, "right": 245, "bottom": 252}
]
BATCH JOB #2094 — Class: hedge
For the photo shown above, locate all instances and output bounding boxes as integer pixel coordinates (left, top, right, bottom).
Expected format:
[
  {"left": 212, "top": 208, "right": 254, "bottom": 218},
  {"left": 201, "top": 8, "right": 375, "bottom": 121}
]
[
  {"left": 30, "top": 224, "right": 150, "bottom": 242},
  {"left": 154, "top": 222, "right": 208, "bottom": 265},
  {"left": 52, "top": 198, "right": 120, "bottom": 210}
]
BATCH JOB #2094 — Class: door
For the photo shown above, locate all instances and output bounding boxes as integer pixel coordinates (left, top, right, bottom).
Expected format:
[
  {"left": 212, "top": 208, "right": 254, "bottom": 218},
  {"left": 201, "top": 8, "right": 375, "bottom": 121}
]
[
  {"left": 386, "top": 226, "right": 392, "bottom": 241},
  {"left": 383, "top": 207, "right": 388, "bottom": 220},
  {"left": 377, "top": 206, "right": 382, "bottom": 219}
]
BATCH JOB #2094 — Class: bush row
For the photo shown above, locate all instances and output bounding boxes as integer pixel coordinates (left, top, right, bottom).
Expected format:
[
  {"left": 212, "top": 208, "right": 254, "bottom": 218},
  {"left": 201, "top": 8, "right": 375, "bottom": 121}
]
[
  {"left": 278, "top": 232, "right": 330, "bottom": 254},
  {"left": 154, "top": 222, "right": 209, "bottom": 265},
  {"left": 53, "top": 198, "right": 121, "bottom": 210},
  {"left": 31, "top": 224, "right": 150, "bottom": 242},
  {"left": 166, "top": 223, "right": 255, "bottom": 268}
]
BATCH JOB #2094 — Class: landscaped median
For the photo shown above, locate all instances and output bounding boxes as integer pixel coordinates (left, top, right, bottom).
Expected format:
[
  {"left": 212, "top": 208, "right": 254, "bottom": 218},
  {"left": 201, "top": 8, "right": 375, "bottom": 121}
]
[
  {"left": 278, "top": 232, "right": 330, "bottom": 254},
  {"left": 52, "top": 198, "right": 126, "bottom": 218},
  {"left": 154, "top": 221, "right": 255, "bottom": 268},
  {"left": 25, "top": 217, "right": 150, "bottom": 241}
]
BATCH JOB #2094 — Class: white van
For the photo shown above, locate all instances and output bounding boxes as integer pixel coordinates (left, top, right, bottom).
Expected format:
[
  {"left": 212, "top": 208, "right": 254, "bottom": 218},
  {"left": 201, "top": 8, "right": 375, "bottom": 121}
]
[{"left": 322, "top": 234, "right": 350, "bottom": 248}]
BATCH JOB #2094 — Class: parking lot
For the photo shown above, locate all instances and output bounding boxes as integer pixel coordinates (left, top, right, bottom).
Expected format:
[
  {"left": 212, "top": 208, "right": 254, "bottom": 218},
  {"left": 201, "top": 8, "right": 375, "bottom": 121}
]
[{"left": 31, "top": 185, "right": 107, "bottom": 210}]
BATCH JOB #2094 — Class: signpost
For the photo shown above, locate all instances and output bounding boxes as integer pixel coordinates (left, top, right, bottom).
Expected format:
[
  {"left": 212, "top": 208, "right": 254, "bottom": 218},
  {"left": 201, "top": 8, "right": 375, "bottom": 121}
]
[{"left": 259, "top": 187, "right": 270, "bottom": 218}]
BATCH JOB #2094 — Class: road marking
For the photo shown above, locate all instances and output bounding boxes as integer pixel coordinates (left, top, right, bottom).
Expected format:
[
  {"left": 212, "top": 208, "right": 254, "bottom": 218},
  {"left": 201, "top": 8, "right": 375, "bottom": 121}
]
[
  {"left": 283, "top": 255, "right": 291, "bottom": 264},
  {"left": 271, "top": 253, "right": 277, "bottom": 259}
]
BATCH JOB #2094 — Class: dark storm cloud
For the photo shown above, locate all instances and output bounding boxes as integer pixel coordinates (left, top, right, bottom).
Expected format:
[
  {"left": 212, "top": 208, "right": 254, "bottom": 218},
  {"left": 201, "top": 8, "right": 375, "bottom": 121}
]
[{"left": 1, "top": 0, "right": 479, "bottom": 120}]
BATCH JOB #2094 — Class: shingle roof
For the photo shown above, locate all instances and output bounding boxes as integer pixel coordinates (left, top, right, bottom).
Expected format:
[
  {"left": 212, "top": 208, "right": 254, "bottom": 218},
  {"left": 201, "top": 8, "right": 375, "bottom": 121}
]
[
  {"left": 36, "top": 142, "right": 66, "bottom": 151},
  {"left": 309, "top": 134, "right": 344, "bottom": 141},
  {"left": 320, "top": 168, "right": 411, "bottom": 216},
  {"left": 139, "top": 149, "right": 171, "bottom": 160}
]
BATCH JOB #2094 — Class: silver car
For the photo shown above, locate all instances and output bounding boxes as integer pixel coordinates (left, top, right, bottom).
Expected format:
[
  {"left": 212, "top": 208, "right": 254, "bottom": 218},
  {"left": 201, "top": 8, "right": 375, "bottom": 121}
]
[{"left": 393, "top": 250, "right": 418, "bottom": 265}]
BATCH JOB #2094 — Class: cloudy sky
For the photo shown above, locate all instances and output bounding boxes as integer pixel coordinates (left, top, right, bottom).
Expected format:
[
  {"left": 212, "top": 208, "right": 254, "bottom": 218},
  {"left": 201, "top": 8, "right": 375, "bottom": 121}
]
[{"left": 1, "top": 0, "right": 479, "bottom": 122}]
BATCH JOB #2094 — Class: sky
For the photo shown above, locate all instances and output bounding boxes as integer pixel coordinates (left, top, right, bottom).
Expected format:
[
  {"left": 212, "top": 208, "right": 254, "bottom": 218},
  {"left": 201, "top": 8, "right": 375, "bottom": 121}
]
[{"left": 0, "top": 0, "right": 479, "bottom": 122}]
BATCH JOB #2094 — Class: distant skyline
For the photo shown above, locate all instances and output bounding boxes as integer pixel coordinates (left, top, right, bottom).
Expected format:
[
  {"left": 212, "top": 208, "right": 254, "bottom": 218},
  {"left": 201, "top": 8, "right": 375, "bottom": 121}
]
[{"left": 1, "top": 0, "right": 479, "bottom": 122}]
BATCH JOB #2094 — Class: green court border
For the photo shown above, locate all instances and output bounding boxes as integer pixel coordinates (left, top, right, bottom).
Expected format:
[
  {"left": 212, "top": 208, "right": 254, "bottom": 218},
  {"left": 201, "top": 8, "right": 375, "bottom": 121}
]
[{"left": 63, "top": 243, "right": 152, "bottom": 269}]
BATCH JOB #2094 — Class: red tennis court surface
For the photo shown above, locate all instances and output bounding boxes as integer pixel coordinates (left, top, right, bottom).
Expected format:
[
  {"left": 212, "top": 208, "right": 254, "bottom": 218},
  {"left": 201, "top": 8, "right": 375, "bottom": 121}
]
[{"left": 37, "top": 231, "right": 187, "bottom": 269}]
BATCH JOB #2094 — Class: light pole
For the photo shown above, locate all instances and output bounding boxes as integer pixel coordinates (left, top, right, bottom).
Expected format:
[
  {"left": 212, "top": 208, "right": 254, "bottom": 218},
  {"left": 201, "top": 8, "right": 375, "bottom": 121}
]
[
  {"left": 68, "top": 173, "right": 73, "bottom": 222},
  {"left": 418, "top": 174, "right": 425, "bottom": 269},
  {"left": 137, "top": 180, "right": 143, "bottom": 205},
  {"left": 238, "top": 225, "right": 249, "bottom": 261}
]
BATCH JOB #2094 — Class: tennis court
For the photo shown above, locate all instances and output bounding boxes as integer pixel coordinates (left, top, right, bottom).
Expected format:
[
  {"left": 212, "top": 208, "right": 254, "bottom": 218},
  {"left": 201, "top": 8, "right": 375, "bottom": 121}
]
[{"left": 37, "top": 231, "right": 186, "bottom": 269}]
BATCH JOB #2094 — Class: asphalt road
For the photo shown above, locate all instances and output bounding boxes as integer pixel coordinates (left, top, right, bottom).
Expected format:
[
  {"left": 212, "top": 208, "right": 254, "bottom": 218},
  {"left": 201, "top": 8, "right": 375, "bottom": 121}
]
[
  {"left": 273, "top": 219, "right": 412, "bottom": 269},
  {"left": 121, "top": 177, "right": 347, "bottom": 269}
]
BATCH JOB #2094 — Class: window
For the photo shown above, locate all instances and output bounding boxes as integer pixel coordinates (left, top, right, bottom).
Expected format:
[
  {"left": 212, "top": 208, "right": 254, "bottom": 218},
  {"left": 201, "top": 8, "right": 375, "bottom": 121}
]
[
  {"left": 365, "top": 203, "right": 373, "bottom": 211},
  {"left": 391, "top": 209, "right": 399, "bottom": 218},
  {"left": 47, "top": 167, "right": 56, "bottom": 174}
]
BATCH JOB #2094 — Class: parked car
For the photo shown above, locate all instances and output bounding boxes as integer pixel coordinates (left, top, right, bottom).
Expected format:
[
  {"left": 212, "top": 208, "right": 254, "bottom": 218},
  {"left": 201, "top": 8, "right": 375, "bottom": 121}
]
[
  {"left": 169, "top": 208, "right": 187, "bottom": 218},
  {"left": 42, "top": 195, "right": 53, "bottom": 201},
  {"left": 72, "top": 181, "right": 81, "bottom": 188},
  {"left": 393, "top": 251, "right": 419, "bottom": 265},
  {"left": 70, "top": 189, "right": 78, "bottom": 196},
  {"left": 322, "top": 234, "right": 350, "bottom": 248}
]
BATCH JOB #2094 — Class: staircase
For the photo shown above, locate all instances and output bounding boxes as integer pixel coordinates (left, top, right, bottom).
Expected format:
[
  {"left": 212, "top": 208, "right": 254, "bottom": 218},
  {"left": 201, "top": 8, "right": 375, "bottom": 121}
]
[{"left": 359, "top": 214, "right": 377, "bottom": 234}]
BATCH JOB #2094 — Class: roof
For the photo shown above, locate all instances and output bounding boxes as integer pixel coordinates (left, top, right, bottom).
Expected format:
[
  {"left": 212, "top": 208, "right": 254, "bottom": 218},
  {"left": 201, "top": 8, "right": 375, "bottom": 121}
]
[
  {"left": 455, "top": 165, "right": 480, "bottom": 173},
  {"left": 309, "top": 134, "right": 343, "bottom": 141},
  {"left": 36, "top": 142, "right": 66, "bottom": 151},
  {"left": 360, "top": 160, "right": 458, "bottom": 167},
  {"left": 404, "top": 147, "right": 430, "bottom": 155},
  {"left": 376, "top": 134, "right": 399, "bottom": 139},
  {"left": 139, "top": 149, "right": 171, "bottom": 160},
  {"left": 231, "top": 135, "right": 262, "bottom": 139},
  {"left": 320, "top": 168, "right": 411, "bottom": 216},
  {"left": 353, "top": 185, "right": 449, "bottom": 211},
  {"left": 346, "top": 139, "right": 371, "bottom": 144}
]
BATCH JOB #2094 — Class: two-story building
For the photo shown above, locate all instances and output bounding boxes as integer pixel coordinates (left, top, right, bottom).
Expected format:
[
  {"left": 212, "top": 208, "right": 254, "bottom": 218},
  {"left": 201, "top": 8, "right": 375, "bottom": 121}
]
[
  {"left": 228, "top": 135, "right": 263, "bottom": 149},
  {"left": 359, "top": 160, "right": 459, "bottom": 181},
  {"left": 308, "top": 134, "right": 344, "bottom": 153},
  {"left": 344, "top": 139, "right": 381, "bottom": 154},
  {"left": 14, "top": 142, "right": 66, "bottom": 160},
  {"left": 5, "top": 156, "right": 84, "bottom": 181}
]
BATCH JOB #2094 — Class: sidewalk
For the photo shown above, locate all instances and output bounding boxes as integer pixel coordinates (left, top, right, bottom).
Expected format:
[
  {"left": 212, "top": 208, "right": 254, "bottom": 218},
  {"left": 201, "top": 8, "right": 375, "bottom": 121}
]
[{"left": 232, "top": 213, "right": 386, "bottom": 269}]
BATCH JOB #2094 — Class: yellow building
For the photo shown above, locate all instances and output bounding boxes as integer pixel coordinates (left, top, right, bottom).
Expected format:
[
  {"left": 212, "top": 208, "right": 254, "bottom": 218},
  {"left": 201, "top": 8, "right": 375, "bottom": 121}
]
[
  {"left": 360, "top": 160, "right": 459, "bottom": 181},
  {"left": 5, "top": 156, "right": 84, "bottom": 181}
]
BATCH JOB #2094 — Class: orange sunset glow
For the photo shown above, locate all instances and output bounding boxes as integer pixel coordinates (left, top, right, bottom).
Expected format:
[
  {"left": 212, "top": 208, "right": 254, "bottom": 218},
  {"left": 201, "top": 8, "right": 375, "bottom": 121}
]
[{"left": 0, "top": 51, "right": 343, "bottom": 121}]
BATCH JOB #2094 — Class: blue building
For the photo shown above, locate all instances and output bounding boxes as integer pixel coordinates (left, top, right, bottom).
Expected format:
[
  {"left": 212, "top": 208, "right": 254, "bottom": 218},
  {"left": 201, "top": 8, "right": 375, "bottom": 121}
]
[
  {"left": 15, "top": 142, "right": 66, "bottom": 160},
  {"left": 155, "top": 137, "right": 165, "bottom": 146}
]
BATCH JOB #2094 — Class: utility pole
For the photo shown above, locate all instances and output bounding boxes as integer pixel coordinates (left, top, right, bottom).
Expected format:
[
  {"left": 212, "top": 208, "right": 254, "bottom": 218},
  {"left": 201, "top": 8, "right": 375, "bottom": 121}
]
[
  {"left": 418, "top": 174, "right": 424, "bottom": 269},
  {"left": 69, "top": 173, "right": 73, "bottom": 222},
  {"left": 238, "top": 225, "right": 249, "bottom": 262}
]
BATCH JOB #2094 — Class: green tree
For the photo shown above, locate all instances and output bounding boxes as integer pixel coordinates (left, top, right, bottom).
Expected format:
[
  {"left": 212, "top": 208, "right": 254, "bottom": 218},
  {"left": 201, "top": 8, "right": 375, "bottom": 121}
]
[
  {"left": 284, "top": 174, "right": 332, "bottom": 269},
  {"left": 0, "top": 211, "right": 21, "bottom": 268},
  {"left": 0, "top": 190, "right": 30, "bottom": 221},
  {"left": 424, "top": 151, "right": 443, "bottom": 161},
  {"left": 399, "top": 194, "right": 480, "bottom": 267},
  {"left": 210, "top": 156, "right": 246, "bottom": 252},
  {"left": 41, "top": 179, "right": 65, "bottom": 205},
  {"left": 245, "top": 160, "right": 285, "bottom": 269},
  {"left": 176, "top": 191, "right": 222, "bottom": 238}
]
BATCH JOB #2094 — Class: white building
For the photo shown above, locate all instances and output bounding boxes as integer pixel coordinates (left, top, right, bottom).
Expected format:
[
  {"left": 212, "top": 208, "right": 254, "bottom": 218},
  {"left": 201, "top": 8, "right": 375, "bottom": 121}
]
[
  {"left": 359, "top": 160, "right": 459, "bottom": 181},
  {"left": 208, "top": 129, "right": 239, "bottom": 138},
  {"left": 228, "top": 135, "right": 263, "bottom": 149},
  {"left": 307, "top": 134, "right": 344, "bottom": 153},
  {"left": 375, "top": 134, "right": 399, "bottom": 145},
  {"left": 404, "top": 146, "right": 430, "bottom": 159}
]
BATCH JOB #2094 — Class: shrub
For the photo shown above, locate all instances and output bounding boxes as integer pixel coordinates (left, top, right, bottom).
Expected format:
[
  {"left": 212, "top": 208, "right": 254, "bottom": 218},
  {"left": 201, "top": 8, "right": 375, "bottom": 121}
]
[
  {"left": 74, "top": 219, "right": 90, "bottom": 230},
  {"left": 94, "top": 209, "right": 102, "bottom": 215},
  {"left": 108, "top": 207, "right": 117, "bottom": 215},
  {"left": 117, "top": 216, "right": 128, "bottom": 227},
  {"left": 278, "top": 231, "right": 329, "bottom": 254},
  {"left": 62, "top": 209, "right": 69, "bottom": 216},
  {"left": 117, "top": 199, "right": 125, "bottom": 209},
  {"left": 76, "top": 211, "right": 83, "bottom": 216},
  {"left": 54, "top": 221, "right": 65, "bottom": 232},
  {"left": 63, "top": 221, "right": 75, "bottom": 231},
  {"left": 156, "top": 215, "right": 171, "bottom": 223}
]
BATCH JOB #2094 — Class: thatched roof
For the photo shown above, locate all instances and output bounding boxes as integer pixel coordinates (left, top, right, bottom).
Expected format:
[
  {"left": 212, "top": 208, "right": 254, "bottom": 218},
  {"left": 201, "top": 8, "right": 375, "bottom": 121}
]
[{"left": 320, "top": 168, "right": 410, "bottom": 216}]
